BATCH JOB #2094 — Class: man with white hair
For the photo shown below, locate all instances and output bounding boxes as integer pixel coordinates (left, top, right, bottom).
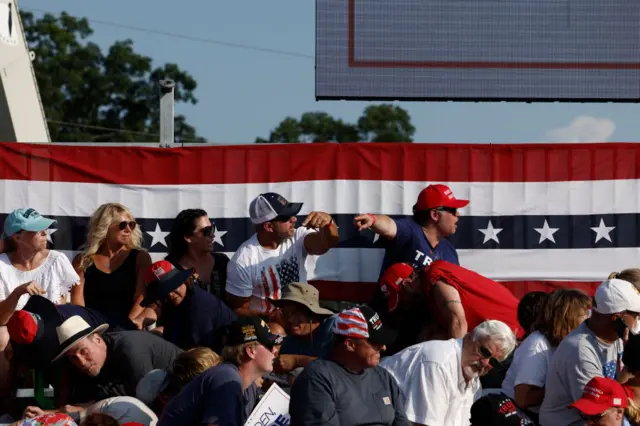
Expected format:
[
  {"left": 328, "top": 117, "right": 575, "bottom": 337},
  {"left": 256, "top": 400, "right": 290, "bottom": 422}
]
[
  {"left": 539, "top": 278, "right": 640, "bottom": 426},
  {"left": 380, "top": 320, "right": 517, "bottom": 426}
]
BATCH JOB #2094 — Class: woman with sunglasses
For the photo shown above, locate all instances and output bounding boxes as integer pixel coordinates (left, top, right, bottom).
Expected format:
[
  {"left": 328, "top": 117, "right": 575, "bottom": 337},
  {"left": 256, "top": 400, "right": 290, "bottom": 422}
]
[
  {"left": 165, "top": 209, "right": 230, "bottom": 301},
  {"left": 71, "top": 203, "right": 153, "bottom": 331}
]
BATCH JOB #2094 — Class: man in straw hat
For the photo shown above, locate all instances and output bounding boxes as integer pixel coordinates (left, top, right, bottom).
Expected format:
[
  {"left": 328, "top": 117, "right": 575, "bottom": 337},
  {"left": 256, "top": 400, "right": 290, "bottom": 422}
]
[
  {"left": 271, "top": 282, "right": 336, "bottom": 375},
  {"left": 52, "top": 315, "right": 182, "bottom": 403}
]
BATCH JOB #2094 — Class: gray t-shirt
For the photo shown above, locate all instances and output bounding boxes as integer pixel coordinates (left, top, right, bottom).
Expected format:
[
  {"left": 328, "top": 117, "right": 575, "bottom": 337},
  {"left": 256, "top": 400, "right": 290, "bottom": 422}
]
[
  {"left": 289, "top": 359, "right": 411, "bottom": 426},
  {"left": 539, "top": 322, "right": 623, "bottom": 426}
]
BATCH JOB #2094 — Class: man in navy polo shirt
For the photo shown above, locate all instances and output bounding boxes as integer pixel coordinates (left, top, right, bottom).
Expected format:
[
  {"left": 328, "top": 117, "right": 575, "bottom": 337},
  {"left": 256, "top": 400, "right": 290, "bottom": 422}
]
[{"left": 354, "top": 183, "right": 469, "bottom": 273}]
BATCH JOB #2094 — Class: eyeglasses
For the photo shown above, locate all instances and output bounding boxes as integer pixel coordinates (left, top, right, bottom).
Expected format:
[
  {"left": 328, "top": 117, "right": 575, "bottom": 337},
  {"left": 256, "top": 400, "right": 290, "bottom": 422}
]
[
  {"left": 436, "top": 207, "right": 458, "bottom": 215},
  {"left": 198, "top": 226, "right": 214, "bottom": 237},
  {"left": 479, "top": 345, "right": 502, "bottom": 368},
  {"left": 118, "top": 221, "right": 137, "bottom": 231}
]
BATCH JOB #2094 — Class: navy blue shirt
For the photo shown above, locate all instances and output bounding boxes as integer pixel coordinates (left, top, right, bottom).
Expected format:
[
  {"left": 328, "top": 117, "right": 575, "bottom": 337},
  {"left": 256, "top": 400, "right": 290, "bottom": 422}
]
[
  {"left": 158, "top": 286, "right": 236, "bottom": 353},
  {"left": 379, "top": 217, "right": 460, "bottom": 275},
  {"left": 280, "top": 315, "right": 336, "bottom": 359},
  {"left": 158, "top": 363, "right": 258, "bottom": 426}
]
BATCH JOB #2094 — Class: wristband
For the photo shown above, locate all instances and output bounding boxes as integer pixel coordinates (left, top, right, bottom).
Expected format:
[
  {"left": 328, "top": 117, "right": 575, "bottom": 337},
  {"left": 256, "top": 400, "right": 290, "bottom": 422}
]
[{"left": 368, "top": 213, "right": 376, "bottom": 226}]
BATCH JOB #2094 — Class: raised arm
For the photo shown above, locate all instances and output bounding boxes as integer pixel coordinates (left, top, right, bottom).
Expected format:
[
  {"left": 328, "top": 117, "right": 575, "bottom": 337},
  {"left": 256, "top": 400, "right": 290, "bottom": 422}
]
[{"left": 353, "top": 214, "right": 398, "bottom": 240}]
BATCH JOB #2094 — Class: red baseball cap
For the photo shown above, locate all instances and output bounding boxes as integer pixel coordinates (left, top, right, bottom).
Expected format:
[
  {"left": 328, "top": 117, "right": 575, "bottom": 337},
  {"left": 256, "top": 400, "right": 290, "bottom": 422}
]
[
  {"left": 380, "top": 263, "right": 415, "bottom": 313},
  {"left": 415, "top": 184, "right": 469, "bottom": 211},
  {"left": 7, "top": 310, "right": 44, "bottom": 345},
  {"left": 569, "top": 377, "right": 629, "bottom": 415}
]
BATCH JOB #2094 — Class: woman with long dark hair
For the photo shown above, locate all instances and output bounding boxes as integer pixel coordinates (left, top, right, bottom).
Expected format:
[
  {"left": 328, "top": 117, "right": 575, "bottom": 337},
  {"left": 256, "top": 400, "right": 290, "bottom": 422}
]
[{"left": 165, "top": 209, "right": 229, "bottom": 301}]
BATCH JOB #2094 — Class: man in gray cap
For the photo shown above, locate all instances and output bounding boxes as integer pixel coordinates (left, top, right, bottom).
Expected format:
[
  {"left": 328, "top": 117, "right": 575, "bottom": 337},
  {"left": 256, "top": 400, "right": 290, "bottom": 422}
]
[{"left": 271, "top": 282, "right": 336, "bottom": 376}]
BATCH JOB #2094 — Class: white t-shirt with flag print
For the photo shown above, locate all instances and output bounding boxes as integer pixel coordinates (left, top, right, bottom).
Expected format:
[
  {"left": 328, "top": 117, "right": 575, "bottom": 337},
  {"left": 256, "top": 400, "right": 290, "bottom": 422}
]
[{"left": 226, "top": 227, "right": 316, "bottom": 313}]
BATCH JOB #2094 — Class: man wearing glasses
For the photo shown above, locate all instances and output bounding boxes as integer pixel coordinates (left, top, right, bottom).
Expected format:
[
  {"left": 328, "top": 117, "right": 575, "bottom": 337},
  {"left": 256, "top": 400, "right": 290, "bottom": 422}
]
[
  {"left": 380, "top": 320, "right": 517, "bottom": 426},
  {"left": 354, "top": 183, "right": 468, "bottom": 274}
]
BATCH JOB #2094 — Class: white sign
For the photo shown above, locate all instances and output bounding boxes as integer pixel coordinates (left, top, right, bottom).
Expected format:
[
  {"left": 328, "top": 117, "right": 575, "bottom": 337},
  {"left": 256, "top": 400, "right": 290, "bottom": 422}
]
[
  {"left": 245, "top": 383, "right": 290, "bottom": 426},
  {"left": 316, "top": 0, "right": 640, "bottom": 102},
  {"left": 0, "top": 2, "right": 18, "bottom": 46}
]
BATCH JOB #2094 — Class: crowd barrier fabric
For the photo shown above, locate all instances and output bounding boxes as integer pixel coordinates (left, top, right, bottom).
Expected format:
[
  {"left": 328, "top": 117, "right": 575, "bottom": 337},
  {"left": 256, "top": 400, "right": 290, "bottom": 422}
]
[{"left": 2, "top": 141, "right": 639, "bottom": 301}]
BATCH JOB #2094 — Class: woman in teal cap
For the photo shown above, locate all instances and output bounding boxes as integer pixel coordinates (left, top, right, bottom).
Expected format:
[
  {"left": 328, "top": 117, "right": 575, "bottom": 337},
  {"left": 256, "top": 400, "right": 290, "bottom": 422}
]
[{"left": 0, "top": 207, "right": 81, "bottom": 409}]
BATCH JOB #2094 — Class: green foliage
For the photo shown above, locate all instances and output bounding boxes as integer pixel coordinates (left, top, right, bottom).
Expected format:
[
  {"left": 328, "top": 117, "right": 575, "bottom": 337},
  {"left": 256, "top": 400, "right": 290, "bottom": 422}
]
[
  {"left": 21, "top": 11, "right": 204, "bottom": 143},
  {"left": 256, "top": 104, "right": 415, "bottom": 143}
]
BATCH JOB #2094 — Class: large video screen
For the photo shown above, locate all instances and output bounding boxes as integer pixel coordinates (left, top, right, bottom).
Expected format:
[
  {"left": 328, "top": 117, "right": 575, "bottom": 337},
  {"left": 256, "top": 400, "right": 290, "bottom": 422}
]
[{"left": 316, "top": 0, "right": 640, "bottom": 102}]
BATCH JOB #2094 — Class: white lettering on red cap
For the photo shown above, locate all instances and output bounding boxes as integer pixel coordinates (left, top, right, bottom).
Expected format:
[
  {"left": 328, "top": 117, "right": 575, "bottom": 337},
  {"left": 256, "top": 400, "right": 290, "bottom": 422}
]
[
  {"left": 613, "top": 398, "right": 622, "bottom": 406},
  {"left": 153, "top": 267, "right": 165, "bottom": 277}
]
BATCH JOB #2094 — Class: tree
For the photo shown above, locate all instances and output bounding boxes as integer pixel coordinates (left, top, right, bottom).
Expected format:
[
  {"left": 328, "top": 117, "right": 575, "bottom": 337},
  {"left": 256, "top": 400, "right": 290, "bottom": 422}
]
[
  {"left": 256, "top": 104, "right": 415, "bottom": 143},
  {"left": 21, "top": 11, "right": 204, "bottom": 143}
]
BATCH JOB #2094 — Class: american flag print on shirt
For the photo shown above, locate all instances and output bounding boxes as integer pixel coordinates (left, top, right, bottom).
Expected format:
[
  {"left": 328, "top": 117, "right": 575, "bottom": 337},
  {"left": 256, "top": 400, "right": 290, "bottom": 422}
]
[
  {"left": 260, "top": 256, "right": 300, "bottom": 302},
  {"left": 2, "top": 141, "right": 640, "bottom": 302}
]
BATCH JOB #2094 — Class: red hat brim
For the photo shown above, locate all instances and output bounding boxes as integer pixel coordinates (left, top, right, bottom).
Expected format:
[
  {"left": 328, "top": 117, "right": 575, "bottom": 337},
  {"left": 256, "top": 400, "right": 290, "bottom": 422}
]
[{"left": 570, "top": 399, "right": 616, "bottom": 416}]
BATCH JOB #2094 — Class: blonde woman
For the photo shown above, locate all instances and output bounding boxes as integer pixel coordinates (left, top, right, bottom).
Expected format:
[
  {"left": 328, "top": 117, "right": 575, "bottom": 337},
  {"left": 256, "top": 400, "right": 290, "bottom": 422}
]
[
  {"left": 501, "top": 288, "right": 591, "bottom": 420},
  {"left": 71, "top": 203, "right": 154, "bottom": 330}
]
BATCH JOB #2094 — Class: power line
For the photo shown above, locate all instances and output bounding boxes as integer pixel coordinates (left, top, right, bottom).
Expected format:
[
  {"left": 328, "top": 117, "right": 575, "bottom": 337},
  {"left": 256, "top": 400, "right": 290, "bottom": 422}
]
[
  {"left": 21, "top": 7, "right": 314, "bottom": 60},
  {"left": 46, "top": 119, "right": 211, "bottom": 143}
]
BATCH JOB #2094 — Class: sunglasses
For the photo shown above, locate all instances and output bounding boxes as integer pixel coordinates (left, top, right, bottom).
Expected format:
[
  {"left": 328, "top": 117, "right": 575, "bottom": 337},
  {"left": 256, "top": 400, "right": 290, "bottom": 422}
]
[
  {"left": 118, "top": 221, "right": 137, "bottom": 231},
  {"left": 198, "top": 225, "right": 214, "bottom": 237},
  {"left": 479, "top": 345, "right": 502, "bottom": 368},
  {"left": 580, "top": 411, "right": 608, "bottom": 421},
  {"left": 436, "top": 207, "right": 458, "bottom": 215}
]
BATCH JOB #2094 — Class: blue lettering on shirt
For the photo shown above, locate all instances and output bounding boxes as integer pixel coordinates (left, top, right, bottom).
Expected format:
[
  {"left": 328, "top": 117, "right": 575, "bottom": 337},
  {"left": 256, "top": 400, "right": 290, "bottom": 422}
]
[{"left": 379, "top": 217, "right": 460, "bottom": 275}]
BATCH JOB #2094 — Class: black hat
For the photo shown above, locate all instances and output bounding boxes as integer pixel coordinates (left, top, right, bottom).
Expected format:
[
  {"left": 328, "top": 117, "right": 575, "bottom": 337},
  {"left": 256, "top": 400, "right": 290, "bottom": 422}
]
[
  {"left": 249, "top": 192, "right": 303, "bottom": 225},
  {"left": 333, "top": 305, "right": 397, "bottom": 346},
  {"left": 225, "top": 317, "right": 284, "bottom": 348},
  {"left": 140, "top": 260, "right": 194, "bottom": 307},
  {"left": 470, "top": 393, "right": 535, "bottom": 426}
]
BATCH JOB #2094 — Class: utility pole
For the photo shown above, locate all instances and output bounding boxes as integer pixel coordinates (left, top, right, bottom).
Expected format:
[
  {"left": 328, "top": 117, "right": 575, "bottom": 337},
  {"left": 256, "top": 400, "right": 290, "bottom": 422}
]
[{"left": 158, "top": 79, "right": 175, "bottom": 147}]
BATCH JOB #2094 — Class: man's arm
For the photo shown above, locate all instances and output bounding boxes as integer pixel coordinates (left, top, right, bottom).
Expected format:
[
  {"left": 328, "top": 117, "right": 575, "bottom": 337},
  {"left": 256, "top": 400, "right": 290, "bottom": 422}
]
[
  {"left": 431, "top": 281, "right": 467, "bottom": 339},
  {"left": 225, "top": 259, "right": 264, "bottom": 317},
  {"left": 353, "top": 214, "right": 398, "bottom": 240},
  {"left": 303, "top": 212, "right": 340, "bottom": 256},
  {"left": 290, "top": 369, "right": 340, "bottom": 426}
]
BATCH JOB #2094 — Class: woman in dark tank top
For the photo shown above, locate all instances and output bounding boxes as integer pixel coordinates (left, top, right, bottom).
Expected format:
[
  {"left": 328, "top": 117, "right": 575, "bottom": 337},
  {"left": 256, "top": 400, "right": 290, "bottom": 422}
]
[
  {"left": 71, "top": 203, "right": 154, "bottom": 331},
  {"left": 165, "top": 209, "right": 229, "bottom": 302}
]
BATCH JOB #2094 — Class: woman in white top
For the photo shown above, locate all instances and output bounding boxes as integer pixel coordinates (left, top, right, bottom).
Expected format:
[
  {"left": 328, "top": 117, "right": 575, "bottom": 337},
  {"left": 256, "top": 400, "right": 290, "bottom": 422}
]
[
  {"left": 501, "top": 288, "right": 591, "bottom": 417},
  {"left": 0, "top": 208, "right": 80, "bottom": 405}
]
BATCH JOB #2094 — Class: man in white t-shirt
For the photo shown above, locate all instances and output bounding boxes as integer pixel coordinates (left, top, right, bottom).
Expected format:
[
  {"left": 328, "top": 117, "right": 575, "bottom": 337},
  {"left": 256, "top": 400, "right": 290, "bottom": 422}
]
[
  {"left": 225, "top": 192, "right": 339, "bottom": 321},
  {"left": 380, "top": 320, "right": 517, "bottom": 426}
]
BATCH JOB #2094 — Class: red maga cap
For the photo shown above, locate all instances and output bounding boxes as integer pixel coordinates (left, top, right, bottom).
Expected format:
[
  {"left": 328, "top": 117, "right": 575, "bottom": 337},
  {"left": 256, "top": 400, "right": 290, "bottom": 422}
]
[
  {"left": 569, "top": 377, "right": 629, "bottom": 415},
  {"left": 7, "top": 310, "right": 42, "bottom": 345},
  {"left": 415, "top": 184, "right": 469, "bottom": 211},
  {"left": 380, "top": 263, "right": 415, "bottom": 313}
]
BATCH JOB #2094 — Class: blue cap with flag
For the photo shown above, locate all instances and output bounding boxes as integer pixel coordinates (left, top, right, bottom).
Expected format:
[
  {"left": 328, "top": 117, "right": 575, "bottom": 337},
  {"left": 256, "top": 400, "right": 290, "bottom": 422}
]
[{"left": 2, "top": 208, "right": 57, "bottom": 239}]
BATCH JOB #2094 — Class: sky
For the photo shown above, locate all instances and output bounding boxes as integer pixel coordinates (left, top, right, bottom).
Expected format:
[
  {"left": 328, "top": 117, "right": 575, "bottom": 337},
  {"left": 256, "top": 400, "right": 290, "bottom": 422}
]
[{"left": 14, "top": 0, "right": 640, "bottom": 145}]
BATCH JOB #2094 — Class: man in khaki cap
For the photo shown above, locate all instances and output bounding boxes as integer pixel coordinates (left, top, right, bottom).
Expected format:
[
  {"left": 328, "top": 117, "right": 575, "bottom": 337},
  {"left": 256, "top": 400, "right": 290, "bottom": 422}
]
[{"left": 271, "top": 282, "right": 336, "bottom": 375}]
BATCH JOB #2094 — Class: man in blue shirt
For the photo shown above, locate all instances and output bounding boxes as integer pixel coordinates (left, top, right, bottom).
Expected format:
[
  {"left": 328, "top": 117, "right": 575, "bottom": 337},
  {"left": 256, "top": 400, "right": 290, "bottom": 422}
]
[
  {"left": 354, "top": 183, "right": 469, "bottom": 273},
  {"left": 158, "top": 316, "right": 283, "bottom": 426}
]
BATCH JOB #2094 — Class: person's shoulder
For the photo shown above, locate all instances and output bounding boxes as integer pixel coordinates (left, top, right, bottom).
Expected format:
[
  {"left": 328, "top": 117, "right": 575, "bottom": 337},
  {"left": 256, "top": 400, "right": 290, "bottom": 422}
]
[
  {"left": 229, "top": 235, "right": 260, "bottom": 263},
  {"left": 48, "top": 250, "right": 74, "bottom": 265},
  {"left": 299, "top": 358, "right": 337, "bottom": 377},
  {"left": 201, "top": 363, "right": 242, "bottom": 387}
]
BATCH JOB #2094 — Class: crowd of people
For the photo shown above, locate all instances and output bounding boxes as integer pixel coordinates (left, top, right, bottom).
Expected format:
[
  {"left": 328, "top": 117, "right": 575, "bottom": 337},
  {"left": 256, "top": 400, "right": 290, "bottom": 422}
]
[{"left": 0, "top": 184, "right": 638, "bottom": 426}]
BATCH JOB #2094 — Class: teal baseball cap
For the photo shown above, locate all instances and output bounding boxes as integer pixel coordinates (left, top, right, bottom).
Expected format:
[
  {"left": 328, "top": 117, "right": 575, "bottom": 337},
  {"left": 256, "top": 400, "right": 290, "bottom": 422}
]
[{"left": 2, "top": 208, "right": 57, "bottom": 239}]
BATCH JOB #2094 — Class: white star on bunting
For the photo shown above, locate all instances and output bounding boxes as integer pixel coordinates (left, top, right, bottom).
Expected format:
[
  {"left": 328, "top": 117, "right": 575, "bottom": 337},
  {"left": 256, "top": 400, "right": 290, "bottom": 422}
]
[
  {"left": 213, "top": 228, "right": 227, "bottom": 247},
  {"left": 146, "top": 223, "right": 169, "bottom": 248},
  {"left": 478, "top": 221, "right": 503, "bottom": 244},
  {"left": 46, "top": 228, "right": 57, "bottom": 243},
  {"left": 591, "top": 218, "right": 615, "bottom": 243},
  {"left": 534, "top": 219, "right": 559, "bottom": 244}
]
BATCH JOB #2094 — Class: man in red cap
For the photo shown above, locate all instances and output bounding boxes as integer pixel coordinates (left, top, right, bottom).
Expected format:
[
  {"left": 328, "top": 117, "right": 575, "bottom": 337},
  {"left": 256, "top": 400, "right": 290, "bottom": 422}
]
[
  {"left": 354, "top": 183, "right": 468, "bottom": 274},
  {"left": 569, "top": 377, "right": 630, "bottom": 426}
]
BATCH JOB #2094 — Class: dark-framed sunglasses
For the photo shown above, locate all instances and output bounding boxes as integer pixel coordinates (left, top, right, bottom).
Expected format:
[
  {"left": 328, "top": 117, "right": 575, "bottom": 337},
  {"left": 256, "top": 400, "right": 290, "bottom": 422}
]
[
  {"left": 479, "top": 345, "right": 502, "bottom": 368},
  {"left": 436, "top": 207, "right": 458, "bottom": 216},
  {"left": 118, "top": 221, "right": 137, "bottom": 231},
  {"left": 198, "top": 225, "right": 214, "bottom": 237}
]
